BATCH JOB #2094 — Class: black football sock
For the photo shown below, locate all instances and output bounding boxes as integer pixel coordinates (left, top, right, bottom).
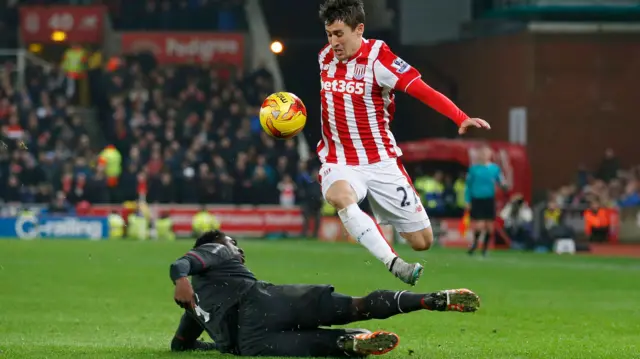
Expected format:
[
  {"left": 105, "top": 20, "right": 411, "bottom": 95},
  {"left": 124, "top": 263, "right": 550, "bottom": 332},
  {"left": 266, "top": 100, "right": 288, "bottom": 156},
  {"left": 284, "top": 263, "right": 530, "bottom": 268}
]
[{"left": 355, "top": 290, "right": 435, "bottom": 320}]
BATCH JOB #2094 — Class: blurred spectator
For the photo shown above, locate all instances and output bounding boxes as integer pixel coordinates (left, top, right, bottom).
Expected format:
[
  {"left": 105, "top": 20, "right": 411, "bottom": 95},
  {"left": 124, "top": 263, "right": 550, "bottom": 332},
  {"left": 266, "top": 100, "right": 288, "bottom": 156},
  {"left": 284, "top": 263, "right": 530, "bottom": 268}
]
[
  {"left": 542, "top": 200, "right": 562, "bottom": 234},
  {"left": 148, "top": 171, "right": 177, "bottom": 204},
  {"left": 278, "top": 174, "right": 296, "bottom": 208},
  {"left": 576, "top": 164, "right": 589, "bottom": 189},
  {"left": 618, "top": 180, "right": 640, "bottom": 208},
  {"left": 584, "top": 199, "right": 610, "bottom": 243},
  {"left": 47, "top": 190, "right": 72, "bottom": 214},
  {"left": 414, "top": 170, "right": 444, "bottom": 215},
  {"left": 442, "top": 175, "right": 459, "bottom": 217},
  {"left": 596, "top": 148, "right": 619, "bottom": 183},
  {"left": 298, "top": 166, "right": 323, "bottom": 239},
  {"left": 251, "top": 166, "right": 271, "bottom": 205},
  {"left": 538, "top": 199, "right": 574, "bottom": 252},
  {"left": 499, "top": 193, "right": 533, "bottom": 250},
  {"left": 4, "top": 175, "right": 22, "bottom": 202}
]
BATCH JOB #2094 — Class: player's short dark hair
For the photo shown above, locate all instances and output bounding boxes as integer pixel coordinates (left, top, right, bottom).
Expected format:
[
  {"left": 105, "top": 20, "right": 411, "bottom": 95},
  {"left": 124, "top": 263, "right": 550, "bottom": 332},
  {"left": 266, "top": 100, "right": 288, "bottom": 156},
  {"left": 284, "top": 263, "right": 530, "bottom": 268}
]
[
  {"left": 193, "top": 230, "right": 226, "bottom": 248},
  {"left": 319, "top": 0, "right": 365, "bottom": 29}
]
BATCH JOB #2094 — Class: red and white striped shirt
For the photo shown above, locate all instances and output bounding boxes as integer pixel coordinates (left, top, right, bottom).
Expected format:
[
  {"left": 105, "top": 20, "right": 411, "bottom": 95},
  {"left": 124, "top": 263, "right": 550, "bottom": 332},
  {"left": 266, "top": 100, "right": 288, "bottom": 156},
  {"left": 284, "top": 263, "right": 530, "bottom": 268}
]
[{"left": 317, "top": 39, "right": 422, "bottom": 166}]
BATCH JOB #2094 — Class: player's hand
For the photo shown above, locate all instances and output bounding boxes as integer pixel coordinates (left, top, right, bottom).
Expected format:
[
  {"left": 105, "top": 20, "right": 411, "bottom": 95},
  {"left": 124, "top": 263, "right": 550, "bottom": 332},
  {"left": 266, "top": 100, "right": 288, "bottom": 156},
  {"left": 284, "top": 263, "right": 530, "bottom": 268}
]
[
  {"left": 174, "top": 277, "right": 195, "bottom": 309},
  {"left": 459, "top": 118, "right": 491, "bottom": 135}
]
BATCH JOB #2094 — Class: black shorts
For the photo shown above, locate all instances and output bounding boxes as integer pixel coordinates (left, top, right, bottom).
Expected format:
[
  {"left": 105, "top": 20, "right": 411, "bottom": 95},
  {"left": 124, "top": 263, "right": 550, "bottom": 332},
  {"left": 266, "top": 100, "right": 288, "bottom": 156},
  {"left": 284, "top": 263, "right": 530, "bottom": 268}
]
[
  {"left": 239, "top": 282, "right": 352, "bottom": 331},
  {"left": 470, "top": 197, "right": 496, "bottom": 220},
  {"left": 236, "top": 282, "right": 354, "bottom": 355}
]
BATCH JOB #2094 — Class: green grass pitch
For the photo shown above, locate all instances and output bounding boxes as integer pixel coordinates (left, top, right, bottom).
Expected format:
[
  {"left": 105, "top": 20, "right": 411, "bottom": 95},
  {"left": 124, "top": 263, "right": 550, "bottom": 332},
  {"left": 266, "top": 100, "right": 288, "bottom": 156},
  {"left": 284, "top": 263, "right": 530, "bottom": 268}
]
[{"left": 1, "top": 239, "right": 639, "bottom": 358}]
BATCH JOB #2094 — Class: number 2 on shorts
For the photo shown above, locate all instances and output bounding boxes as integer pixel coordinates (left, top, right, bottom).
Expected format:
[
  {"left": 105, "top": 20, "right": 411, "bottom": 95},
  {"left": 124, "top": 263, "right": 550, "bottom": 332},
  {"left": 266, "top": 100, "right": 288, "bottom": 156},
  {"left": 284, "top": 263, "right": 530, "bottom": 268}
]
[{"left": 396, "top": 186, "right": 418, "bottom": 208}]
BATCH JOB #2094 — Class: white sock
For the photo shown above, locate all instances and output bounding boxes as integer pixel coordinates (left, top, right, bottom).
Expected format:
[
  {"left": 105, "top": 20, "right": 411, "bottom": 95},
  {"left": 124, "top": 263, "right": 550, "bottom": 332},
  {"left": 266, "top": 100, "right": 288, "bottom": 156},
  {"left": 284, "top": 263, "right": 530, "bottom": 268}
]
[{"left": 338, "top": 203, "right": 397, "bottom": 267}]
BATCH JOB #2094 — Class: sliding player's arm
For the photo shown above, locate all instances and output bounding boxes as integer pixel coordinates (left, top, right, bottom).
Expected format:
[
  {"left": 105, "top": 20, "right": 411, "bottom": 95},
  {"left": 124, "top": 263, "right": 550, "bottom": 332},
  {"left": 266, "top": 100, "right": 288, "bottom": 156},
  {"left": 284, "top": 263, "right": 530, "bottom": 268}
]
[
  {"left": 373, "top": 42, "right": 490, "bottom": 134},
  {"left": 169, "top": 244, "right": 233, "bottom": 308}
]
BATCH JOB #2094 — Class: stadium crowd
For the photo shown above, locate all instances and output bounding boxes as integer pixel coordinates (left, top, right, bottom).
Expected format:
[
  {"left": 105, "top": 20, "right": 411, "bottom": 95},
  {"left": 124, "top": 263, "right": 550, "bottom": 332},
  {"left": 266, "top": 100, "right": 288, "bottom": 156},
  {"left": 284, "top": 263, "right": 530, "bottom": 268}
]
[
  {"left": 102, "top": 57, "right": 311, "bottom": 206},
  {"left": 546, "top": 149, "right": 640, "bottom": 209},
  {"left": 535, "top": 149, "right": 640, "bottom": 244},
  {"left": 0, "top": 62, "right": 94, "bottom": 210},
  {"left": 0, "top": 57, "right": 318, "bottom": 209}
]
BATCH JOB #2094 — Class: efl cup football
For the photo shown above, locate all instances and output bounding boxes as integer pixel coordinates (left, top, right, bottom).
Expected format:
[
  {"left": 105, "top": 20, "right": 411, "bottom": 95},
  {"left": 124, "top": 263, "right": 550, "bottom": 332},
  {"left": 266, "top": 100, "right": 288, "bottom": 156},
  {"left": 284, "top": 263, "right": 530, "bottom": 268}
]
[{"left": 259, "top": 92, "right": 307, "bottom": 140}]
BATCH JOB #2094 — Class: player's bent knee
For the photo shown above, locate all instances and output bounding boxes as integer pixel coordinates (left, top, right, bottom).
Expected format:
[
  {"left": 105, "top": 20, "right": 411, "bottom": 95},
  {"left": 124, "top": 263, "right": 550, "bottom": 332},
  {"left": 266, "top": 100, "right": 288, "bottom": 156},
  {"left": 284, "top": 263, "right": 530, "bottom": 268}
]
[
  {"left": 325, "top": 180, "right": 358, "bottom": 210},
  {"left": 400, "top": 228, "right": 434, "bottom": 251}
]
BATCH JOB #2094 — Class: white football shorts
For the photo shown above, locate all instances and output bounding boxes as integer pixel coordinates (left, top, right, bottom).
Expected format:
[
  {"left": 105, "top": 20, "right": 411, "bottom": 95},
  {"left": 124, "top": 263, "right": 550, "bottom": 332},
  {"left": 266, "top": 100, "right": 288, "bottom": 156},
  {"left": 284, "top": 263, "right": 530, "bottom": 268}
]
[{"left": 319, "top": 158, "right": 431, "bottom": 233}]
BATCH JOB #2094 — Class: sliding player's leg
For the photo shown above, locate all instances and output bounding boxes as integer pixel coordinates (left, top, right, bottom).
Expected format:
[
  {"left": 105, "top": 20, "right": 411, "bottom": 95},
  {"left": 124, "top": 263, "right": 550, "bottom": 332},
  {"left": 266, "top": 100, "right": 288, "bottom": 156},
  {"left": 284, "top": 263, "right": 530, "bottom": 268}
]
[
  {"left": 237, "top": 284, "right": 480, "bottom": 357},
  {"left": 346, "top": 288, "right": 481, "bottom": 323},
  {"left": 321, "top": 163, "right": 409, "bottom": 278},
  {"left": 290, "top": 285, "right": 480, "bottom": 329}
]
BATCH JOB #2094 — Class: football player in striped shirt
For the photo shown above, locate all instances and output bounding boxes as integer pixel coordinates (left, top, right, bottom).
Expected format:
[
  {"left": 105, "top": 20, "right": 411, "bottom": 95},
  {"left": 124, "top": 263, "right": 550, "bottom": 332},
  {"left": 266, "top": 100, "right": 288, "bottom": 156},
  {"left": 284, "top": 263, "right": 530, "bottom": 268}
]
[{"left": 317, "top": 0, "right": 491, "bottom": 285}]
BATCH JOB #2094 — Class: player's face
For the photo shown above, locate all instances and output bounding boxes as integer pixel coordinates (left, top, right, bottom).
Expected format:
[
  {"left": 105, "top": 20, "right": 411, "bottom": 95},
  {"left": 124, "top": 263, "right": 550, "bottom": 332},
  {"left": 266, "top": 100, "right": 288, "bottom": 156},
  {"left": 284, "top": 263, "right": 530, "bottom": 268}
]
[
  {"left": 219, "top": 236, "right": 245, "bottom": 263},
  {"left": 325, "top": 21, "right": 364, "bottom": 61}
]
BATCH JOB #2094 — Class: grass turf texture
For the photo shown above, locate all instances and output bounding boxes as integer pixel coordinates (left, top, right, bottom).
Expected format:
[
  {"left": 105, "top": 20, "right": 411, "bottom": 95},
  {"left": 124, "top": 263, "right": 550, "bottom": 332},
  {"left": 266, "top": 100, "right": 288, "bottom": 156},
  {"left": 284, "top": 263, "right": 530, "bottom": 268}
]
[{"left": 1, "top": 239, "right": 639, "bottom": 359}]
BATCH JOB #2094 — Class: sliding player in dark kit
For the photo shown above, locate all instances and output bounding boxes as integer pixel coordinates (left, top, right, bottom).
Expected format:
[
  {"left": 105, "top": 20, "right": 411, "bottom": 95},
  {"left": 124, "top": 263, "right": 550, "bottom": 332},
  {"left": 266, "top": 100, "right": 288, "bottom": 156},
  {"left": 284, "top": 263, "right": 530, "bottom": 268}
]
[{"left": 169, "top": 231, "right": 481, "bottom": 357}]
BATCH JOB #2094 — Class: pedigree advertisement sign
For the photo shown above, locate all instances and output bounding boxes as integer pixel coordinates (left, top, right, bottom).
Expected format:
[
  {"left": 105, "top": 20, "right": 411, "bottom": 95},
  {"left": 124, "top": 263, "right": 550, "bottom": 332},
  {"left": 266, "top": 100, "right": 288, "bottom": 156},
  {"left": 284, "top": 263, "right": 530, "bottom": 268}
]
[{"left": 121, "top": 32, "right": 244, "bottom": 66}]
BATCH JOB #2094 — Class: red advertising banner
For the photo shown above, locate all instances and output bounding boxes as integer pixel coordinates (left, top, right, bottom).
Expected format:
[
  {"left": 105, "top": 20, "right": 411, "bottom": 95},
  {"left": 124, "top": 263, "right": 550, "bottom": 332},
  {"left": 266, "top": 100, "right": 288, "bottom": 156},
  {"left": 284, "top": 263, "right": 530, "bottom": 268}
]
[
  {"left": 90, "top": 205, "right": 301, "bottom": 237},
  {"left": 120, "top": 32, "right": 245, "bottom": 66},
  {"left": 19, "top": 6, "right": 105, "bottom": 44}
]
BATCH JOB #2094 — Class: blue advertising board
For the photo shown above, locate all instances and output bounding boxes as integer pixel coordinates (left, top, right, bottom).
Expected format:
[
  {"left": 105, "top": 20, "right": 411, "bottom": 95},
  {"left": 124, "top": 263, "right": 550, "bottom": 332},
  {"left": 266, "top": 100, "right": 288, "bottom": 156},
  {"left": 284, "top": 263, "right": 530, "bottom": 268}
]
[{"left": 0, "top": 216, "right": 109, "bottom": 240}]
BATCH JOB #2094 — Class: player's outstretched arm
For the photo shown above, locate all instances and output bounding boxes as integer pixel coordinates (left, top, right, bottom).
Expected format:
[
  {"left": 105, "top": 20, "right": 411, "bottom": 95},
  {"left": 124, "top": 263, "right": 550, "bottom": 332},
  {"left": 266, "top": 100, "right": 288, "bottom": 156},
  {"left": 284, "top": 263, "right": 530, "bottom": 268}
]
[
  {"left": 405, "top": 79, "right": 491, "bottom": 135},
  {"left": 169, "top": 256, "right": 199, "bottom": 308},
  {"left": 169, "top": 244, "right": 227, "bottom": 308},
  {"left": 373, "top": 41, "right": 490, "bottom": 135}
]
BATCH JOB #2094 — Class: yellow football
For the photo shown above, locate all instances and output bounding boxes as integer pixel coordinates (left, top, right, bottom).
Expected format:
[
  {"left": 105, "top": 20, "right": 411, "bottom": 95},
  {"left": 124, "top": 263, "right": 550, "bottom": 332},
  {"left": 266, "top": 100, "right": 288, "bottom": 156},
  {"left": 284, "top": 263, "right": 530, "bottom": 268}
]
[{"left": 259, "top": 92, "right": 307, "bottom": 140}]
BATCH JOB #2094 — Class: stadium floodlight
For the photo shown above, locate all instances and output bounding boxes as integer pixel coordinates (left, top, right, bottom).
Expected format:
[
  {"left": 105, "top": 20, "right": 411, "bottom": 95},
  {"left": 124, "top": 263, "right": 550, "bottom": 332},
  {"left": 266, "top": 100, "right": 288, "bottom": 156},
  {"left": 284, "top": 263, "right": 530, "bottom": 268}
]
[{"left": 270, "top": 41, "right": 283, "bottom": 54}]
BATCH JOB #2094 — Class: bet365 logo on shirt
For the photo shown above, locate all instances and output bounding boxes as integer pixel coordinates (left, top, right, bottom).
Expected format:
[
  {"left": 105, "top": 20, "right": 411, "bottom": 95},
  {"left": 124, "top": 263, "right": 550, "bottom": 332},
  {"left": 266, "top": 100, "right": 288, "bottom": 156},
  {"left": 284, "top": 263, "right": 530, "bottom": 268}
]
[
  {"left": 392, "top": 57, "right": 409, "bottom": 74},
  {"left": 322, "top": 79, "right": 365, "bottom": 95}
]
